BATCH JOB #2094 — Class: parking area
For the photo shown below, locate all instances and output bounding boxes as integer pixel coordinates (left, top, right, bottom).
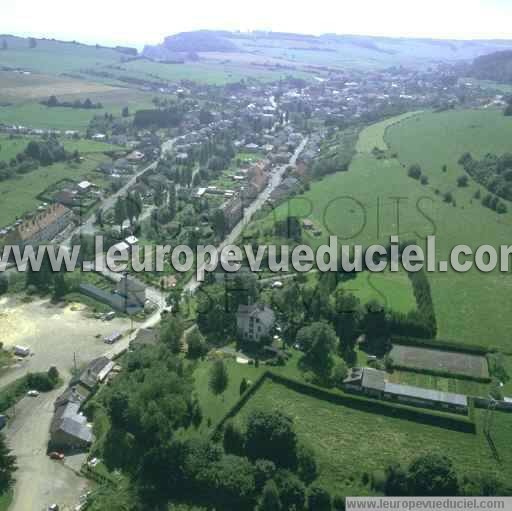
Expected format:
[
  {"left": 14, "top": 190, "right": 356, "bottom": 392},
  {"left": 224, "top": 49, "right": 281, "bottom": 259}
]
[
  {"left": 0, "top": 295, "right": 135, "bottom": 510},
  {"left": 0, "top": 295, "right": 132, "bottom": 385}
]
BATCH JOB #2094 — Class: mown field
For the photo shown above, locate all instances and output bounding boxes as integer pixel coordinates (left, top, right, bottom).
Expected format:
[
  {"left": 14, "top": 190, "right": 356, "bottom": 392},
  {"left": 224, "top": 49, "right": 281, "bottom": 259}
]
[
  {"left": 0, "top": 74, "right": 158, "bottom": 130},
  {"left": 253, "top": 108, "right": 512, "bottom": 351},
  {"left": 233, "top": 379, "right": 511, "bottom": 495}
]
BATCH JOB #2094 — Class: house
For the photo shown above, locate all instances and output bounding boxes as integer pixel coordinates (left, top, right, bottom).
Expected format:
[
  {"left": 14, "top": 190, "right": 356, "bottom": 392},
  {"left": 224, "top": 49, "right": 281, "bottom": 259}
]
[
  {"left": 343, "top": 367, "right": 468, "bottom": 414},
  {"left": 74, "top": 356, "right": 114, "bottom": 391},
  {"left": 50, "top": 401, "right": 93, "bottom": 450},
  {"left": 237, "top": 303, "right": 276, "bottom": 342},
  {"left": 4, "top": 203, "right": 73, "bottom": 248}
]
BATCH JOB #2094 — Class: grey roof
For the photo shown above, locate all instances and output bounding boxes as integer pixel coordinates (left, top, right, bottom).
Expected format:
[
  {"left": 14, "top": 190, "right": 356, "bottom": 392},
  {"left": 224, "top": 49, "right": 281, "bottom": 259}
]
[
  {"left": 361, "top": 368, "right": 386, "bottom": 392},
  {"left": 58, "top": 418, "right": 93, "bottom": 444},
  {"left": 237, "top": 303, "right": 275, "bottom": 328},
  {"left": 384, "top": 382, "right": 468, "bottom": 407}
]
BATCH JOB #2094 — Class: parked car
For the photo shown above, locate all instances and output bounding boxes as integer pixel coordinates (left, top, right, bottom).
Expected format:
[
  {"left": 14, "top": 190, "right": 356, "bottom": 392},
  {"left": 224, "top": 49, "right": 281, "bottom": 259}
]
[
  {"left": 48, "top": 505, "right": 59, "bottom": 511},
  {"left": 48, "top": 451, "right": 65, "bottom": 460},
  {"left": 27, "top": 390, "right": 39, "bottom": 397}
]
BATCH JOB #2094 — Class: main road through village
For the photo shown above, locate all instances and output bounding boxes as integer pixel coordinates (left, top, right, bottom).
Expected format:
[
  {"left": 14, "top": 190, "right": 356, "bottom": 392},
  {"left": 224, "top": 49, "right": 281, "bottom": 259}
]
[{"left": 3, "top": 119, "right": 308, "bottom": 510}]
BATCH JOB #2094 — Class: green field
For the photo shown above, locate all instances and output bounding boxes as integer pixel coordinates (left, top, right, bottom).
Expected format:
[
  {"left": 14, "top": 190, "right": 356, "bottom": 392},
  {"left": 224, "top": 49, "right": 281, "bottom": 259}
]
[
  {"left": 233, "top": 379, "right": 511, "bottom": 494},
  {"left": 355, "top": 111, "right": 422, "bottom": 153},
  {"left": 345, "top": 270, "right": 416, "bottom": 314},
  {"left": 253, "top": 108, "right": 512, "bottom": 351}
]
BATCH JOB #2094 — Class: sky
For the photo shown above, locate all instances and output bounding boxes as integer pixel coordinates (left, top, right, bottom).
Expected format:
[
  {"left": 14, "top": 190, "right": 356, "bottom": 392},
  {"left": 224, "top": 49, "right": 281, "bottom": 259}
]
[{"left": 1, "top": 0, "right": 512, "bottom": 48}]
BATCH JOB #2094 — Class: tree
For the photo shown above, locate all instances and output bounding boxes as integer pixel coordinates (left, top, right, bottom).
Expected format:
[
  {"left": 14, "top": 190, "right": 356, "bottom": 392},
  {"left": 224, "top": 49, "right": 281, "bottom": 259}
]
[
  {"left": 274, "top": 470, "right": 306, "bottom": 510},
  {"left": 239, "top": 377, "right": 249, "bottom": 395},
  {"left": 407, "top": 454, "right": 459, "bottom": 496},
  {"left": 114, "top": 197, "right": 127, "bottom": 232},
  {"left": 384, "top": 462, "right": 409, "bottom": 496},
  {"left": 296, "top": 443, "right": 318, "bottom": 484},
  {"left": 457, "top": 175, "right": 469, "bottom": 187},
  {"left": 186, "top": 328, "right": 206, "bottom": 359},
  {"left": 260, "top": 480, "right": 282, "bottom": 511},
  {"left": 0, "top": 434, "right": 16, "bottom": 492},
  {"left": 122, "top": 106, "right": 130, "bottom": 117},
  {"left": 307, "top": 485, "right": 332, "bottom": 511},
  {"left": 223, "top": 420, "right": 245, "bottom": 456},
  {"left": 407, "top": 164, "right": 422, "bottom": 180},
  {"left": 296, "top": 322, "right": 338, "bottom": 382},
  {"left": 209, "top": 359, "right": 229, "bottom": 397},
  {"left": 160, "top": 315, "right": 185, "bottom": 354},
  {"left": 331, "top": 361, "right": 348, "bottom": 389},
  {"left": 245, "top": 410, "right": 298, "bottom": 468}
]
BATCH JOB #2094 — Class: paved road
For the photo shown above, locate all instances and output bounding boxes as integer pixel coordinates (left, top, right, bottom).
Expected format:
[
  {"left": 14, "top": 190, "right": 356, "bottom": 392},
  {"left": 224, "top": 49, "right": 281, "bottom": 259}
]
[
  {"left": 6, "top": 391, "right": 88, "bottom": 511},
  {"left": 184, "top": 136, "right": 309, "bottom": 294},
  {"left": 1, "top": 135, "right": 308, "bottom": 510},
  {"left": 63, "top": 138, "right": 178, "bottom": 243}
]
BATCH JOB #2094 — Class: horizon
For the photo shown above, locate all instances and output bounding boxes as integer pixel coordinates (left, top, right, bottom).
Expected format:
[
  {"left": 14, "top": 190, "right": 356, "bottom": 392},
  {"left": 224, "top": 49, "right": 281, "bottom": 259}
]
[{"left": 2, "top": 0, "right": 512, "bottom": 48}]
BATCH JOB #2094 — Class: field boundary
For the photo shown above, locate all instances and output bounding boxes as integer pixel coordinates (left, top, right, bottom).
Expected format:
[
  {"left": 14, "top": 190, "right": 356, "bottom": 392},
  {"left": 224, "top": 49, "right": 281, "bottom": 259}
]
[
  {"left": 390, "top": 364, "right": 492, "bottom": 385},
  {"left": 213, "top": 370, "right": 476, "bottom": 439},
  {"left": 392, "top": 336, "right": 493, "bottom": 355}
]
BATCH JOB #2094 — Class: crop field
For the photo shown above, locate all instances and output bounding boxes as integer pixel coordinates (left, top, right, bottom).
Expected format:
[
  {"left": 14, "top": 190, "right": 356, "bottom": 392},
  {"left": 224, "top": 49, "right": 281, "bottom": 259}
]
[
  {"left": 387, "top": 370, "right": 489, "bottom": 398},
  {"left": 0, "top": 154, "right": 109, "bottom": 227},
  {"left": 0, "top": 71, "right": 117, "bottom": 103},
  {"left": 252, "top": 109, "right": 512, "bottom": 351},
  {"left": 389, "top": 345, "right": 489, "bottom": 378},
  {"left": 117, "top": 60, "right": 315, "bottom": 85},
  {"left": 0, "top": 37, "right": 124, "bottom": 75},
  {"left": 233, "top": 379, "right": 512, "bottom": 494}
]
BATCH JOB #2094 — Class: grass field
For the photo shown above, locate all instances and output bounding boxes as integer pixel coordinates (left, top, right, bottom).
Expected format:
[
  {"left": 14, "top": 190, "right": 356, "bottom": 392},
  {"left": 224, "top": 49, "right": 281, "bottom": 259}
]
[
  {"left": 233, "top": 379, "right": 512, "bottom": 494},
  {"left": 387, "top": 370, "right": 490, "bottom": 398},
  {"left": 252, "top": 108, "right": 512, "bottom": 351},
  {"left": 389, "top": 345, "right": 489, "bottom": 378},
  {"left": 355, "top": 111, "right": 422, "bottom": 153},
  {"left": 345, "top": 270, "right": 416, "bottom": 314}
]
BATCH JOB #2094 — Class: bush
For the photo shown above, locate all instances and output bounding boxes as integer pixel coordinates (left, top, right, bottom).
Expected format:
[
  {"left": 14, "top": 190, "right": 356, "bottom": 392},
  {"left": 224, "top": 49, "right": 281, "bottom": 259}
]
[
  {"left": 456, "top": 175, "right": 469, "bottom": 187},
  {"left": 407, "top": 164, "right": 422, "bottom": 180},
  {"left": 307, "top": 485, "right": 332, "bottom": 511}
]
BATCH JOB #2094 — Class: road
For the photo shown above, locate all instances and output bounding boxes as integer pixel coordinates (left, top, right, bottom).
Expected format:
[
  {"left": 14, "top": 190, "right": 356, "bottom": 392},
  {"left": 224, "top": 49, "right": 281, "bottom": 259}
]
[
  {"left": 63, "top": 138, "right": 177, "bottom": 243},
  {"left": 184, "top": 136, "right": 309, "bottom": 294},
  {"left": 1, "top": 134, "right": 308, "bottom": 510},
  {"left": 6, "top": 391, "right": 89, "bottom": 511}
]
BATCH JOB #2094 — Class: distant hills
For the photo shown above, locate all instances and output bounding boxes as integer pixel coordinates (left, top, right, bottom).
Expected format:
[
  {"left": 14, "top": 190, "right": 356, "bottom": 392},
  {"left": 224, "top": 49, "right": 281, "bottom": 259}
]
[
  {"left": 471, "top": 50, "right": 512, "bottom": 84},
  {"left": 142, "top": 30, "right": 512, "bottom": 70}
]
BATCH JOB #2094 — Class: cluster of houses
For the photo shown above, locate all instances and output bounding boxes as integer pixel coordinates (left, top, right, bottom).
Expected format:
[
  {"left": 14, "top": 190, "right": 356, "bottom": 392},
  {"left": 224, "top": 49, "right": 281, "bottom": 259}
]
[
  {"left": 0, "top": 202, "right": 73, "bottom": 249},
  {"left": 50, "top": 357, "right": 118, "bottom": 450}
]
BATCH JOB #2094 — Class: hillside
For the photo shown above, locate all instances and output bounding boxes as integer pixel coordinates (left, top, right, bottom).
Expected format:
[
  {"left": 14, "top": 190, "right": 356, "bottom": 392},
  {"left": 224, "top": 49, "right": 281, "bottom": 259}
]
[
  {"left": 471, "top": 50, "right": 512, "bottom": 84},
  {"left": 143, "top": 30, "right": 512, "bottom": 70}
]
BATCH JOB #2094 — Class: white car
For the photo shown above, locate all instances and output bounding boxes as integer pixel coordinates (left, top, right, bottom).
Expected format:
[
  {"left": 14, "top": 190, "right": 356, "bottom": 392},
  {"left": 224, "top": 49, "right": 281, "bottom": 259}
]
[{"left": 27, "top": 390, "right": 39, "bottom": 397}]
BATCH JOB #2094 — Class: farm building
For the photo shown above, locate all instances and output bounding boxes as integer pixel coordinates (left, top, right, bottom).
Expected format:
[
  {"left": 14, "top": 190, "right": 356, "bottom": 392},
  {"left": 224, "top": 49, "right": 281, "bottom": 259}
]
[{"left": 344, "top": 367, "right": 468, "bottom": 414}]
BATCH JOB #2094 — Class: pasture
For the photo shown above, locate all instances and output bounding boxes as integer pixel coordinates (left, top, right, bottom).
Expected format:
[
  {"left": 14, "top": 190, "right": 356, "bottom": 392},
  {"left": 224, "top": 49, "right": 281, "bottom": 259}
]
[
  {"left": 252, "top": 108, "right": 512, "bottom": 351},
  {"left": 389, "top": 344, "right": 489, "bottom": 378},
  {"left": 233, "top": 378, "right": 511, "bottom": 494}
]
